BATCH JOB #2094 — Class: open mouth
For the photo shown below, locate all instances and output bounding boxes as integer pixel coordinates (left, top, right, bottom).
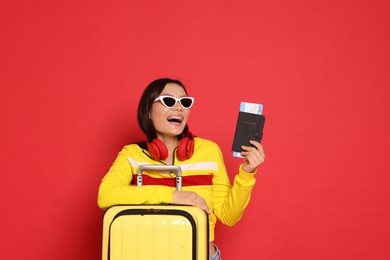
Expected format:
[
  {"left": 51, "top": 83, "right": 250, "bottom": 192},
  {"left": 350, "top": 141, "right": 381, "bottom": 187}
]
[{"left": 167, "top": 115, "right": 183, "bottom": 124}]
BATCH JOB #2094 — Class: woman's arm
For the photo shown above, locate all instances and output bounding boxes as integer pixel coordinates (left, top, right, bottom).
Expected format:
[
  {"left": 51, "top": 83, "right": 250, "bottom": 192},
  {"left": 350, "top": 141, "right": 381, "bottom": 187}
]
[{"left": 212, "top": 141, "right": 265, "bottom": 226}]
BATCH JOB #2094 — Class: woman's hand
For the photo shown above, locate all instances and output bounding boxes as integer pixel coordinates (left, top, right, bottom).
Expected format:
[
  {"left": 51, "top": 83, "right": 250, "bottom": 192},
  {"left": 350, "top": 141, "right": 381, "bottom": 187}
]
[
  {"left": 241, "top": 140, "right": 265, "bottom": 173},
  {"left": 172, "top": 190, "right": 211, "bottom": 214}
]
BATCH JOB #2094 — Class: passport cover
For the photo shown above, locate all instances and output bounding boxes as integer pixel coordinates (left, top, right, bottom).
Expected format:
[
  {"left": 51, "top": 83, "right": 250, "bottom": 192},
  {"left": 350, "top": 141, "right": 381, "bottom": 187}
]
[{"left": 232, "top": 111, "right": 266, "bottom": 153}]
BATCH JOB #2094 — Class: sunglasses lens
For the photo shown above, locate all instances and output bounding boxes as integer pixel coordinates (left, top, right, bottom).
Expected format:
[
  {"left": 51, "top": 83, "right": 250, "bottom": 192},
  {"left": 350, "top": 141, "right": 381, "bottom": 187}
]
[
  {"left": 180, "top": 98, "right": 193, "bottom": 108},
  {"left": 162, "top": 97, "right": 176, "bottom": 108}
]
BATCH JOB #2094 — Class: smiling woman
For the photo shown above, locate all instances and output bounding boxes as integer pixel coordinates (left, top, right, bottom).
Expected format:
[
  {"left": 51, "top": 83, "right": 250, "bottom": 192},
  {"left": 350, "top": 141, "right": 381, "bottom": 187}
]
[
  {"left": 97, "top": 78, "right": 266, "bottom": 259},
  {"left": 149, "top": 82, "right": 192, "bottom": 151}
]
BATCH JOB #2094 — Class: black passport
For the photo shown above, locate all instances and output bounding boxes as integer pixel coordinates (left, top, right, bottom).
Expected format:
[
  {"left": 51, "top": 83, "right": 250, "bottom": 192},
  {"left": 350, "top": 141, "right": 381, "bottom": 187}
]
[{"left": 232, "top": 112, "right": 266, "bottom": 153}]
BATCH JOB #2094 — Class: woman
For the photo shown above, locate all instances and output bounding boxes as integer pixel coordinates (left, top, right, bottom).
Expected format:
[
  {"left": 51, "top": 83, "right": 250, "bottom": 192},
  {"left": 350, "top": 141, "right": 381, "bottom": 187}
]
[{"left": 98, "top": 78, "right": 265, "bottom": 260}]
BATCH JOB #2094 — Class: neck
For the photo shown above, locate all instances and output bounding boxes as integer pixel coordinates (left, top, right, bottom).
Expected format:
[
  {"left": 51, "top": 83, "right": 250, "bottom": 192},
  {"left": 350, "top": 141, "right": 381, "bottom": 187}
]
[
  {"left": 157, "top": 135, "right": 179, "bottom": 152},
  {"left": 160, "top": 136, "right": 178, "bottom": 165}
]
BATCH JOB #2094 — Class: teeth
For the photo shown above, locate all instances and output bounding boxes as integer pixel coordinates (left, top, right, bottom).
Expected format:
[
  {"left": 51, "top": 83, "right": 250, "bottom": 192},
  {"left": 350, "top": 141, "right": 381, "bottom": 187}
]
[{"left": 167, "top": 116, "right": 183, "bottom": 123}]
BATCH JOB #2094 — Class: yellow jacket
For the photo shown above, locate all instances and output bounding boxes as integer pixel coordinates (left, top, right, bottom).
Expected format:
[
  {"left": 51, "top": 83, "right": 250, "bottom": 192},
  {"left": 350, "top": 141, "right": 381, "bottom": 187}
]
[{"left": 97, "top": 137, "right": 257, "bottom": 241}]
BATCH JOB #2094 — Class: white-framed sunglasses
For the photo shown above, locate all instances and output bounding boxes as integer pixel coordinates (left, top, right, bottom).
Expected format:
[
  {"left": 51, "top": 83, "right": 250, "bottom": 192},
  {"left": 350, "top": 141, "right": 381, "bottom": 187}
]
[{"left": 154, "top": 96, "right": 195, "bottom": 109}]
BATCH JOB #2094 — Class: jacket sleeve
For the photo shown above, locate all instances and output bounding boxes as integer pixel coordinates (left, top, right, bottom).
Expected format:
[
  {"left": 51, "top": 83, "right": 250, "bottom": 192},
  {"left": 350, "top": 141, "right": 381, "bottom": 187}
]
[
  {"left": 97, "top": 149, "right": 175, "bottom": 210},
  {"left": 211, "top": 147, "right": 257, "bottom": 226}
]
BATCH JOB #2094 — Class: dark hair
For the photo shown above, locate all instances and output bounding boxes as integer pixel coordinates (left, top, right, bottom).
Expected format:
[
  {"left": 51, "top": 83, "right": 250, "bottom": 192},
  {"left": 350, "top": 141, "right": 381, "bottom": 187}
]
[{"left": 137, "top": 78, "right": 190, "bottom": 142}]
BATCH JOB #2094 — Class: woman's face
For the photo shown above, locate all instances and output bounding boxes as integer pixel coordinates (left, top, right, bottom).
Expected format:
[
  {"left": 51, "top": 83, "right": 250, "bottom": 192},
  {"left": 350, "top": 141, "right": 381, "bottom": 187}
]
[{"left": 150, "top": 83, "right": 191, "bottom": 140}]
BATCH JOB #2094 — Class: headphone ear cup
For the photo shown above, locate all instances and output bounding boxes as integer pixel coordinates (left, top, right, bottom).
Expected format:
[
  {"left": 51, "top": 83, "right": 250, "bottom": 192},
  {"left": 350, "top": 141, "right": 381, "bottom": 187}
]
[
  {"left": 177, "top": 136, "right": 194, "bottom": 161},
  {"left": 147, "top": 139, "right": 168, "bottom": 160}
]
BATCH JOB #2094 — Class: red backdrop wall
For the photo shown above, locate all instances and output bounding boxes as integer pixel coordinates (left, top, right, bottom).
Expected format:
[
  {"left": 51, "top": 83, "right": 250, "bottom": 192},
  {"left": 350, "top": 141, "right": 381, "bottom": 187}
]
[{"left": 1, "top": 0, "right": 390, "bottom": 259}]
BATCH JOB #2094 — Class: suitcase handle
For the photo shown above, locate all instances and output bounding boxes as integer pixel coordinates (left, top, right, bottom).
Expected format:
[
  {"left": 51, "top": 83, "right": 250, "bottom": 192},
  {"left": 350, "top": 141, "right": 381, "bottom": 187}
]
[{"left": 137, "top": 164, "right": 183, "bottom": 191}]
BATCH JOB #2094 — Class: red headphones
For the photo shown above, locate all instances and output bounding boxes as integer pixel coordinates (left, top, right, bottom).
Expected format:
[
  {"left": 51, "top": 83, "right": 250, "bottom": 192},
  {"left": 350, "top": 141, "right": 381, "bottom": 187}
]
[{"left": 147, "top": 132, "right": 194, "bottom": 161}]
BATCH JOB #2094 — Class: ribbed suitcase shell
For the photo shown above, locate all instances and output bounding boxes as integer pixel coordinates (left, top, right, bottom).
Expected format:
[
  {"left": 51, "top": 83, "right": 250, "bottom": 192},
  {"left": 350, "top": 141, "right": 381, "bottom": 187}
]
[{"left": 102, "top": 204, "right": 209, "bottom": 260}]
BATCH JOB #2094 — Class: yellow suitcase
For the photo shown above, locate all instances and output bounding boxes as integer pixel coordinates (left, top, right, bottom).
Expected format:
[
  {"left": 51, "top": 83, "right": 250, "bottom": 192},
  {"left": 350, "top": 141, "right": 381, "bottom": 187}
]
[{"left": 101, "top": 165, "right": 209, "bottom": 260}]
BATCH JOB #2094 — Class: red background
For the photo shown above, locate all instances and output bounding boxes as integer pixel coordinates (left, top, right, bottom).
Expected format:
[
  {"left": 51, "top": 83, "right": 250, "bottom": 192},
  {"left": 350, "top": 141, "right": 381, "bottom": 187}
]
[{"left": 1, "top": 1, "right": 390, "bottom": 259}]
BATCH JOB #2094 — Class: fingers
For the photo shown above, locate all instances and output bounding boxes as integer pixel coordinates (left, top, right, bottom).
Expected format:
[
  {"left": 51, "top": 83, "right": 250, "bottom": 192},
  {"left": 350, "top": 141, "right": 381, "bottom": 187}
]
[
  {"left": 192, "top": 195, "right": 211, "bottom": 214},
  {"left": 172, "top": 191, "right": 211, "bottom": 214},
  {"left": 241, "top": 141, "right": 265, "bottom": 160},
  {"left": 241, "top": 140, "right": 265, "bottom": 173}
]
